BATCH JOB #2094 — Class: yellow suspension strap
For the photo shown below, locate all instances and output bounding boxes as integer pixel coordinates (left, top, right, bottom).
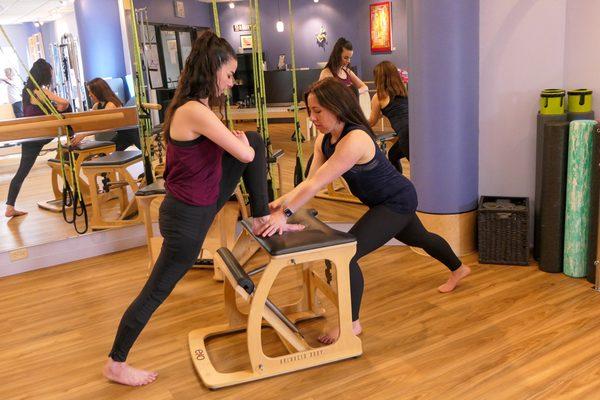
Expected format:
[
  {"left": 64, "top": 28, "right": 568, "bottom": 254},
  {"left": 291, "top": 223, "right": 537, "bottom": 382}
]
[
  {"left": 249, "top": 0, "right": 277, "bottom": 200},
  {"left": 288, "top": 0, "right": 304, "bottom": 186},
  {"left": 211, "top": 0, "right": 234, "bottom": 131},
  {"left": 0, "top": 27, "right": 88, "bottom": 233},
  {"left": 127, "top": 0, "right": 155, "bottom": 185}
]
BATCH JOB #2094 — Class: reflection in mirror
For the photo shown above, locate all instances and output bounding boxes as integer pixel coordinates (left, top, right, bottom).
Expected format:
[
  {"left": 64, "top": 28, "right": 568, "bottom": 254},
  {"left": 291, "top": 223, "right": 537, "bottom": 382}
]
[{"left": 0, "top": 0, "right": 143, "bottom": 254}]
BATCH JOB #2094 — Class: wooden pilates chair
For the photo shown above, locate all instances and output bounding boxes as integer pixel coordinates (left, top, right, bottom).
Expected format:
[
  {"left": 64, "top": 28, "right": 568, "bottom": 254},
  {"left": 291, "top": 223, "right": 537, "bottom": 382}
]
[
  {"left": 315, "top": 126, "right": 397, "bottom": 204},
  {"left": 38, "top": 140, "right": 116, "bottom": 212},
  {"left": 135, "top": 178, "right": 248, "bottom": 280},
  {"left": 188, "top": 209, "right": 362, "bottom": 388},
  {"left": 81, "top": 150, "right": 143, "bottom": 230}
]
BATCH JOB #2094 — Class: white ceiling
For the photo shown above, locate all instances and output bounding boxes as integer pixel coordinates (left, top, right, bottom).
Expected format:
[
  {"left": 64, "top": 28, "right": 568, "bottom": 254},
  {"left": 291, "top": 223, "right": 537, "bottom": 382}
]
[{"left": 0, "top": 0, "right": 74, "bottom": 25}]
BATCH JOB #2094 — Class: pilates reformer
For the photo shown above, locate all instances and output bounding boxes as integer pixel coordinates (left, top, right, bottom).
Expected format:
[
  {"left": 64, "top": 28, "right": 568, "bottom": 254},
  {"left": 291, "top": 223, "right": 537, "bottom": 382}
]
[{"left": 188, "top": 209, "right": 362, "bottom": 388}]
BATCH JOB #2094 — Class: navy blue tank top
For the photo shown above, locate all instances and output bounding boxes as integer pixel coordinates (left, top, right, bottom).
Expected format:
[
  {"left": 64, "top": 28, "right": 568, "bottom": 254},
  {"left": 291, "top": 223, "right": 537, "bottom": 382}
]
[
  {"left": 321, "top": 123, "right": 417, "bottom": 213},
  {"left": 381, "top": 95, "right": 408, "bottom": 137}
]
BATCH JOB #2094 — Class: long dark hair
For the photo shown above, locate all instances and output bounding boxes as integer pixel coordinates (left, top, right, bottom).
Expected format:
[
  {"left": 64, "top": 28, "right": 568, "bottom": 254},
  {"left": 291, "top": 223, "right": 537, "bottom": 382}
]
[
  {"left": 304, "top": 77, "right": 375, "bottom": 139},
  {"left": 87, "top": 77, "right": 123, "bottom": 107},
  {"left": 22, "top": 58, "right": 53, "bottom": 105},
  {"left": 163, "top": 30, "right": 236, "bottom": 142},
  {"left": 374, "top": 61, "right": 407, "bottom": 100},
  {"left": 324, "top": 37, "right": 353, "bottom": 77}
]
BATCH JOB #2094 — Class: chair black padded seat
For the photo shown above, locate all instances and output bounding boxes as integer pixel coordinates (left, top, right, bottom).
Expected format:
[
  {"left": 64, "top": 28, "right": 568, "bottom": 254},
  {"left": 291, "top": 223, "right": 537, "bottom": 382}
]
[
  {"left": 66, "top": 140, "right": 115, "bottom": 151},
  {"left": 241, "top": 208, "right": 355, "bottom": 256},
  {"left": 136, "top": 178, "right": 165, "bottom": 196},
  {"left": 81, "top": 150, "right": 142, "bottom": 167}
]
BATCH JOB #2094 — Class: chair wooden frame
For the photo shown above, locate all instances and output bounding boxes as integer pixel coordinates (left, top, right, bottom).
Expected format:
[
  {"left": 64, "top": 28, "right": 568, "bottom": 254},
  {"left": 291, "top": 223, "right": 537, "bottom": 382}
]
[
  {"left": 188, "top": 226, "right": 362, "bottom": 388},
  {"left": 39, "top": 142, "right": 116, "bottom": 212},
  {"left": 81, "top": 155, "right": 143, "bottom": 230}
]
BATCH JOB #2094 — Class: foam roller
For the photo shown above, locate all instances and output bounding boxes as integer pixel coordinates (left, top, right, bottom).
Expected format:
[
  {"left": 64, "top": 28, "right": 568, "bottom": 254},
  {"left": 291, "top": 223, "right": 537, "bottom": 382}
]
[
  {"left": 564, "top": 120, "right": 598, "bottom": 278},
  {"left": 534, "top": 113, "right": 567, "bottom": 260},
  {"left": 539, "top": 122, "right": 569, "bottom": 273}
]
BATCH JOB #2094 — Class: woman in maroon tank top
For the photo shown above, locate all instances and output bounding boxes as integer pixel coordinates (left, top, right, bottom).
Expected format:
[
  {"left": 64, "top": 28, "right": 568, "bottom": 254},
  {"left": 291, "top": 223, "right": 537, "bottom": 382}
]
[
  {"left": 319, "top": 37, "right": 368, "bottom": 96},
  {"left": 103, "top": 31, "right": 302, "bottom": 387}
]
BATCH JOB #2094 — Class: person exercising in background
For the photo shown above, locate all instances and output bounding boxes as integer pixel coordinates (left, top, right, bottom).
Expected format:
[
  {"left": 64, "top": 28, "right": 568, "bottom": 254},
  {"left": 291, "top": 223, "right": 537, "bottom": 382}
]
[
  {"left": 319, "top": 37, "right": 368, "bottom": 96},
  {"left": 5, "top": 59, "right": 70, "bottom": 218},
  {"left": 71, "top": 77, "right": 141, "bottom": 151},
  {"left": 369, "top": 61, "right": 409, "bottom": 174},
  {"left": 1, "top": 67, "right": 23, "bottom": 118}
]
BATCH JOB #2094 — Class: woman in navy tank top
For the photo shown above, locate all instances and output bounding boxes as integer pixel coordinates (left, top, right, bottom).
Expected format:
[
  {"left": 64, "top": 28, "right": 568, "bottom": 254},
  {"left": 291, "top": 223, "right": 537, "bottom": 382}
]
[
  {"left": 103, "top": 31, "right": 302, "bottom": 387},
  {"left": 369, "top": 61, "right": 409, "bottom": 174},
  {"left": 260, "top": 78, "right": 471, "bottom": 344},
  {"left": 319, "top": 37, "right": 368, "bottom": 96}
]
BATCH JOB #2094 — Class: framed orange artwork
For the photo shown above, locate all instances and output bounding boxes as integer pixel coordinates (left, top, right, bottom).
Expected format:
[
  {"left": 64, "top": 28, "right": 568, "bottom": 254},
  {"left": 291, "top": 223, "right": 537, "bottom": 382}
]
[{"left": 370, "top": 1, "right": 392, "bottom": 53}]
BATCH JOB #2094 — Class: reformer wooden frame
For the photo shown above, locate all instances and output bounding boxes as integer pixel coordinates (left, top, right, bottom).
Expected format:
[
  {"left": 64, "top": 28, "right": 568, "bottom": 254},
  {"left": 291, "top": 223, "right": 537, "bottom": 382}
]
[{"left": 188, "top": 227, "right": 362, "bottom": 388}]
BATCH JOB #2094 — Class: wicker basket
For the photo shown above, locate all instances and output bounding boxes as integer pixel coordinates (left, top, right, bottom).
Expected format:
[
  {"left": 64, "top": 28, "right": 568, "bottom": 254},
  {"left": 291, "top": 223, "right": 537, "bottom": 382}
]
[{"left": 478, "top": 196, "right": 529, "bottom": 265}]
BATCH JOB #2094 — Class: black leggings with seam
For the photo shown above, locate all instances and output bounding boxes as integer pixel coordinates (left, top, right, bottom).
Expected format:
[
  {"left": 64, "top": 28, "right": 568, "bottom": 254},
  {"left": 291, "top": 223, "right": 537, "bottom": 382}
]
[
  {"left": 348, "top": 204, "right": 462, "bottom": 321},
  {"left": 6, "top": 138, "right": 53, "bottom": 206},
  {"left": 108, "top": 131, "right": 269, "bottom": 362}
]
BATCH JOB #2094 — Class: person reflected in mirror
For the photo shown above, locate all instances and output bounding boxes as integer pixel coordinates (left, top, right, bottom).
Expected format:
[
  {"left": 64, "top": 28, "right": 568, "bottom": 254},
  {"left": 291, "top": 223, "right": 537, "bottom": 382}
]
[
  {"left": 70, "top": 78, "right": 140, "bottom": 151},
  {"left": 5, "top": 59, "right": 69, "bottom": 218},
  {"left": 369, "top": 61, "right": 409, "bottom": 174},
  {"left": 319, "top": 37, "right": 368, "bottom": 97},
  {"left": 0, "top": 67, "right": 23, "bottom": 118}
]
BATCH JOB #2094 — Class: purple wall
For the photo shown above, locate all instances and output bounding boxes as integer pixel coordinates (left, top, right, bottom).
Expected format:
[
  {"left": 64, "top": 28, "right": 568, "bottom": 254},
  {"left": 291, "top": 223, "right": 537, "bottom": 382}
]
[
  {"left": 359, "top": 0, "right": 408, "bottom": 80},
  {"left": 75, "top": 0, "right": 126, "bottom": 79},
  {"left": 133, "top": 0, "right": 212, "bottom": 27},
  {"left": 217, "top": 0, "right": 362, "bottom": 73}
]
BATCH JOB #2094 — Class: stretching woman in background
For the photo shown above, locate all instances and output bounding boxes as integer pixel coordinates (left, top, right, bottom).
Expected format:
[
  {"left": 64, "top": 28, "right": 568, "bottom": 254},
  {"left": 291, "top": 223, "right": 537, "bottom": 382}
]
[{"left": 369, "top": 61, "right": 409, "bottom": 174}]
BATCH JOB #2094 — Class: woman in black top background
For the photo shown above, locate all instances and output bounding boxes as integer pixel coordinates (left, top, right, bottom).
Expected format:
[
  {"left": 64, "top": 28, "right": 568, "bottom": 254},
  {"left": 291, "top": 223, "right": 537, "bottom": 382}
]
[{"left": 369, "top": 61, "right": 409, "bottom": 174}]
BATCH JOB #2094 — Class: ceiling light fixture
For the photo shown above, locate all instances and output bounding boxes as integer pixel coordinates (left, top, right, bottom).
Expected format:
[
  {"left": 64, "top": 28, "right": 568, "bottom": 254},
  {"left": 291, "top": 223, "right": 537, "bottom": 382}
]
[
  {"left": 276, "top": 0, "right": 284, "bottom": 32},
  {"left": 229, "top": 2, "right": 235, "bottom": 8}
]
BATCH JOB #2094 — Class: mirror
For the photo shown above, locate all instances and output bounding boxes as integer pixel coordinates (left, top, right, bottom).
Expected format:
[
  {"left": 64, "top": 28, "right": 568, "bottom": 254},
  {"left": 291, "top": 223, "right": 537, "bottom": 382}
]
[
  {"left": 0, "top": 0, "right": 143, "bottom": 254},
  {"left": 1, "top": 0, "right": 410, "bottom": 257}
]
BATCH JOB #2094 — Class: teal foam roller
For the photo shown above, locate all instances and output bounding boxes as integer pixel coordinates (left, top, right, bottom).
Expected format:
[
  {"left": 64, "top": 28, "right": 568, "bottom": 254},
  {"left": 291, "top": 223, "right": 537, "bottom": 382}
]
[{"left": 564, "top": 119, "right": 597, "bottom": 277}]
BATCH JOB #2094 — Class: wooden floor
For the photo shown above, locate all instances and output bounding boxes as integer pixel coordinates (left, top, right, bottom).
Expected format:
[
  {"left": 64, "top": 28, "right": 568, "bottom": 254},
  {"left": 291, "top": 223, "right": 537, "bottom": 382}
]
[
  {"left": 2, "top": 243, "right": 600, "bottom": 399},
  {"left": 0, "top": 121, "right": 380, "bottom": 253}
]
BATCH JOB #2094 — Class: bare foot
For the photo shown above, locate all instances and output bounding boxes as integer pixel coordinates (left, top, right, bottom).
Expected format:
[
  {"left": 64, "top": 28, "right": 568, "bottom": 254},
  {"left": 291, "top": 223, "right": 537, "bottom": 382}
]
[
  {"left": 318, "top": 320, "right": 362, "bottom": 345},
  {"left": 438, "top": 264, "right": 471, "bottom": 293},
  {"left": 103, "top": 358, "right": 158, "bottom": 386},
  {"left": 5, "top": 206, "right": 27, "bottom": 218}
]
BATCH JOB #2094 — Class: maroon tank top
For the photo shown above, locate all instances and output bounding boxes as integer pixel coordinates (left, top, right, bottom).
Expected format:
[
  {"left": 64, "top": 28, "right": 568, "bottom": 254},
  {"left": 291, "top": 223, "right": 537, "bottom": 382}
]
[
  {"left": 164, "top": 129, "right": 224, "bottom": 207},
  {"left": 336, "top": 67, "right": 353, "bottom": 87}
]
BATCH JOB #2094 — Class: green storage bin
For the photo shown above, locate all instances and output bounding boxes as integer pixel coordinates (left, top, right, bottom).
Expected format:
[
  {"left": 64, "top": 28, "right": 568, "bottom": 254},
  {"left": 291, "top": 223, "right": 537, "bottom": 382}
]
[
  {"left": 540, "top": 89, "right": 565, "bottom": 115},
  {"left": 567, "top": 89, "right": 593, "bottom": 113}
]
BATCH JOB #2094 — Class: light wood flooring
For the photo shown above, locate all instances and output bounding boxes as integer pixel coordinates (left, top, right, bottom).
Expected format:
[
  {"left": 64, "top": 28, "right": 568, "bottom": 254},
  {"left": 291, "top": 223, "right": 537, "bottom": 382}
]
[{"left": 1, "top": 241, "right": 600, "bottom": 399}]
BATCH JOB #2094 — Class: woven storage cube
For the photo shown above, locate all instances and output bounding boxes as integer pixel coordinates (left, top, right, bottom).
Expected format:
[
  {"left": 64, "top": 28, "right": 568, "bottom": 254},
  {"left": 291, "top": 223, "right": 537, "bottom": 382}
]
[{"left": 478, "top": 196, "right": 529, "bottom": 265}]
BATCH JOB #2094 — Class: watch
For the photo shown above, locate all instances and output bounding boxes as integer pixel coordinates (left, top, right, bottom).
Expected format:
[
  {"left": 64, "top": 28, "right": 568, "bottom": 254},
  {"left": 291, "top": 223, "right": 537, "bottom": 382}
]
[{"left": 283, "top": 207, "right": 294, "bottom": 218}]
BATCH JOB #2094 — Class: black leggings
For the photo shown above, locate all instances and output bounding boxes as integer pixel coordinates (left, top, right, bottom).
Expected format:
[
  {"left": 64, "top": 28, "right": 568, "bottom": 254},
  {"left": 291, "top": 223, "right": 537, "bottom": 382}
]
[
  {"left": 112, "top": 128, "right": 141, "bottom": 151},
  {"left": 108, "top": 131, "right": 269, "bottom": 362},
  {"left": 348, "top": 204, "right": 461, "bottom": 321},
  {"left": 388, "top": 132, "right": 409, "bottom": 174},
  {"left": 6, "top": 138, "right": 53, "bottom": 206}
]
